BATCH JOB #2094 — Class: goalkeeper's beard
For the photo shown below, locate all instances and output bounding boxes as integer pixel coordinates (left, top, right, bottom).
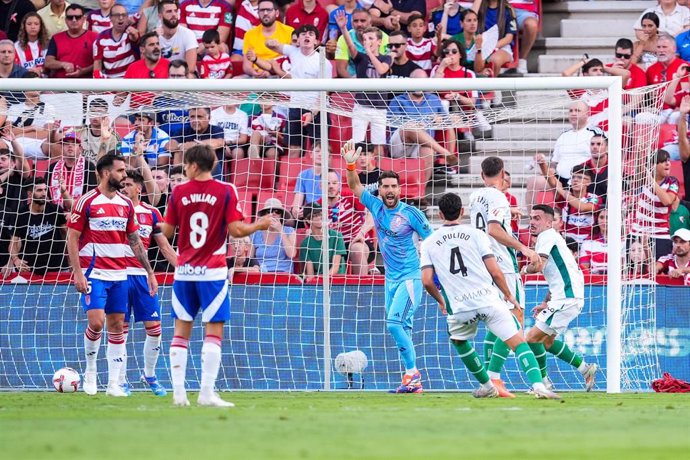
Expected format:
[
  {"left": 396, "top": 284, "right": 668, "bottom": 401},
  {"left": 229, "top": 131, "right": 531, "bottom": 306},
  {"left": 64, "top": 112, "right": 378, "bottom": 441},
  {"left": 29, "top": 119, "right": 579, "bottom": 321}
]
[{"left": 383, "top": 193, "right": 399, "bottom": 208}]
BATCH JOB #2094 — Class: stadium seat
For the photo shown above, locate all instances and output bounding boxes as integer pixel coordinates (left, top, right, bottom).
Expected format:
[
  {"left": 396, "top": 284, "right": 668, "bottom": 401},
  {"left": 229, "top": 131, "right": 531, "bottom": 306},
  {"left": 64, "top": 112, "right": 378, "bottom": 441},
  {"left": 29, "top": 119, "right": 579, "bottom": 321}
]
[
  {"left": 378, "top": 157, "right": 425, "bottom": 199},
  {"left": 534, "top": 190, "right": 556, "bottom": 208},
  {"left": 277, "top": 156, "right": 312, "bottom": 192},
  {"left": 658, "top": 124, "right": 677, "bottom": 149},
  {"left": 231, "top": 158, "right": 276, "bottom": 191},
  {"left": 235, "top": 187, "right": 255, "bottom": 222},
  {"left": 34, "top": 160, "right": 51, "bottom": 179}
]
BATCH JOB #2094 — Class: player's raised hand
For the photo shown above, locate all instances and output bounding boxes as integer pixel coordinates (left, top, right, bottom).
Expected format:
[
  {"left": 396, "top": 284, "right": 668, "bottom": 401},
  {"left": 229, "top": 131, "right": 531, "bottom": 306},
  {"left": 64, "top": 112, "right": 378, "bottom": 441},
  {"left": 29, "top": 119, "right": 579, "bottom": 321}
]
[{"left": 341, "top": 139, "right": 362, "bottom": 165}]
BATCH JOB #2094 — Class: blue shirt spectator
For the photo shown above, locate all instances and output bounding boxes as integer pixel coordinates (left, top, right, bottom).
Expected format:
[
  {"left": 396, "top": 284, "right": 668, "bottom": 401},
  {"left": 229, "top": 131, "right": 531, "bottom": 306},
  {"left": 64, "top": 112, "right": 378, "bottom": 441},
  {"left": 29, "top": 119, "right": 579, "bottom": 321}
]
[
  {"left": 121, "top": 126, "right": 171, "bottom": 167},
  {"left": 677, "top": 31, "right": 690, "bottom": 61},
  {"left": 328, "top": 2, "right": 361, "bottom": 40},
  {"left": 294, "top": 167, "right": 322, "bottom": 205},
  {"left": 388, "top": 92, "right": 448, "bottom": 136}
]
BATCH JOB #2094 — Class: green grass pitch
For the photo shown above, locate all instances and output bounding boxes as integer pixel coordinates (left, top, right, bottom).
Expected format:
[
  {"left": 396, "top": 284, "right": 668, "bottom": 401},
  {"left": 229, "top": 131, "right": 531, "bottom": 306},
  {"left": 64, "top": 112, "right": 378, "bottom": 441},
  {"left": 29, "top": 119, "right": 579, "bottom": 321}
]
[{"left": 1, "top": 392, "right": 688, "bottom": 459}]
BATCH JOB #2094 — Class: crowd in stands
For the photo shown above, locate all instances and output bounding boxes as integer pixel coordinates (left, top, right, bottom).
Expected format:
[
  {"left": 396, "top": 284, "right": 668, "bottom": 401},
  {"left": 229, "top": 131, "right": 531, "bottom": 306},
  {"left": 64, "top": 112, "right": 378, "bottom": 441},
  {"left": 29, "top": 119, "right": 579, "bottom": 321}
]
[{"left": 3, "top": 0, "right": 690, "bottom": 284}]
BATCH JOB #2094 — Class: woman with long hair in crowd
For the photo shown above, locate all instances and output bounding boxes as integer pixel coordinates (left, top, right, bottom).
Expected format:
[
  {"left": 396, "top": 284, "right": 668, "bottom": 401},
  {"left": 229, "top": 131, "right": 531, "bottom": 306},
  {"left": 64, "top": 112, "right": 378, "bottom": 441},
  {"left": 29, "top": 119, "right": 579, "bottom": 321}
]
[
  {"left": 451, "top": 8, "right": 491, "bottom": 77},
  {"left": 13, "top": 13, "right": 49, "bottom": 75},
  {"left": 632, "top": 12, "right": 660, "bottom": 70},
  {"left": 472, "top": 0, "right": 517, "bottom": 77}
]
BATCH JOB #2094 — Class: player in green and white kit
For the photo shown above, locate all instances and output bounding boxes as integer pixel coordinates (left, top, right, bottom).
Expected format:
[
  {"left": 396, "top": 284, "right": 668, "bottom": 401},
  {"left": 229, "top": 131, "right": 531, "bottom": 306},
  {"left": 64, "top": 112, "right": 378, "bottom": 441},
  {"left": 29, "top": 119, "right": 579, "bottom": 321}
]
[
  {"left": 469, "top": 156, "right": 540, "bottom": 398},
  {"left": 523, "top": 205, "right": 598, "bottom": 391},
  {"left": 420, "top": 193, "right": 560, "bottom": 399}
]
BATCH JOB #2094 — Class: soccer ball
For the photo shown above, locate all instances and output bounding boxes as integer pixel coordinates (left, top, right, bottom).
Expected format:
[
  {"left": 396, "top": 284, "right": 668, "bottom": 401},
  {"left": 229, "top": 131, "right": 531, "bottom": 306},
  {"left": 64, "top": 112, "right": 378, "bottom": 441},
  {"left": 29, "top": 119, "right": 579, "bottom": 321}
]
[{"left": 53, "top": 367, "right": 81, "bottom": 393}]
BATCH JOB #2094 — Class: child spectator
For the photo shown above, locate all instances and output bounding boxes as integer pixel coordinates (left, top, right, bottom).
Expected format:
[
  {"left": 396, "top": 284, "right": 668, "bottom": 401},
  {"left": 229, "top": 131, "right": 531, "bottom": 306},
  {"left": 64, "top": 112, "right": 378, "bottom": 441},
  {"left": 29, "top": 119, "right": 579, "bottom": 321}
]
[
  {"left": 86, "top": 0, "right": 114, "bottom": 34},
  {"left": 405, "top": 13, "right": 436, "bottom": 75},
  {"left": 300, "top": 204, "right": 346, "bottom": 282},
  {"left": 430, "top": 1, "right": 463, "bottom": 38},
  {"left": 248, "top": 103, "right": 285, "bottom": 159},
  {"left": 211, "top": 104, "right": 250, "bottom": 160},
  {"left": 199, "top": 29, "right": 233, "bottom": 79},
  {"left": 13, "top": 13, "right": 48, "bottom": 74}
]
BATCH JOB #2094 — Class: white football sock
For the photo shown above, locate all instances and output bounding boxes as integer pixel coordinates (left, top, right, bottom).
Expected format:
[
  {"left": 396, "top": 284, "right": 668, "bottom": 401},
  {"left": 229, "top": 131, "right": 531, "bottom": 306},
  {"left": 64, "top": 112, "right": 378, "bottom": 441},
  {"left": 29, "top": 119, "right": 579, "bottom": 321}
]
[
  {"left": 200, "top": 340, "right": 222, "bottom": 397},
  {"left": 84, "top": 326, "right": 102, "bottom": 374},
  {"left": 143, "top": 325, "right": 162, "bottom": 378},
  {"left": 106, "top": 338, "right": 125, "bottom": 387},
  {"left": 170, "top": 336, "right": 189, "bottom": 395},
  {"left": 118, "top": 330, "right": 128, "bottom": 385}
]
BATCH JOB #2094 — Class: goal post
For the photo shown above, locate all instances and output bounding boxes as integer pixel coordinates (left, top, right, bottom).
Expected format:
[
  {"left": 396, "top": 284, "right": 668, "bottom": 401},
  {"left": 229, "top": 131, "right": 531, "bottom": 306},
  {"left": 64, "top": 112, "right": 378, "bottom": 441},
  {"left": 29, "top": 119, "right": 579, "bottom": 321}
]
[{"left": 0, "top": 75, "right": 664, "bottom": 394}]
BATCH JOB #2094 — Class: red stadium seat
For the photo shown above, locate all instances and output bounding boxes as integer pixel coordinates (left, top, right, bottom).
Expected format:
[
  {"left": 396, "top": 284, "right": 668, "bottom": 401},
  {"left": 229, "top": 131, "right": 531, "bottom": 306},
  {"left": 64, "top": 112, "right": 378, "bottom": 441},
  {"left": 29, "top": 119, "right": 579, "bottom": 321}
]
[
  {"left": 235, "top": 187, "right": 255, "bottom": 223},
  {"left": 534, "top": 190, "right": 556, "bottom": 208},
  {"left": 277, "top": 156, "right": 312, "bottom": 192},
  {"left": 378, "top": 157, "right": 425, "bottom": 199},
  {"left": 659, "top": 124, "right": 677, "bottom": 149},
  {"left": 35, "top": 160, "right": 51, "bottom": 179},
  {"left": 231, "top": 158, "right": 276, "bottom": 191}
]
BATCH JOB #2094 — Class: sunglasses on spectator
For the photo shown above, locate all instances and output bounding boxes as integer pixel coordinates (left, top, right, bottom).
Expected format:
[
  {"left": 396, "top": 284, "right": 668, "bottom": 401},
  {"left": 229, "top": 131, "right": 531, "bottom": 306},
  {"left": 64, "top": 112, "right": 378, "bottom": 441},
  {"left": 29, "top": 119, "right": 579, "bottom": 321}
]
[
  {"left": 615, "top": 52, "right": 632, "bottom": 59},
  {"left": 443, "top": 48, "right": 459, "bottom": 55},
  {"left": 66, "top": 14, "right": 83, "bottom": 20},
  {"left": 387, "top": 43, "right": 405, "bottom": 49}
]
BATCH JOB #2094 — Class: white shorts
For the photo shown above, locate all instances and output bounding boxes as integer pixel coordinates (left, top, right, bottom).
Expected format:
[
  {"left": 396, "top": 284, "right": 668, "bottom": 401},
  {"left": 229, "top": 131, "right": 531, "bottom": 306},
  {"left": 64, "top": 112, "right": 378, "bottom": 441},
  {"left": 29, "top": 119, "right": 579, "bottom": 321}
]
[
  {"left": 534, "top": 298, "right": 584, "bottom": 336},
  {"left": 504, "top": 273, "right": 525, "bottom": 310},
  {"left": 489, "top": 44, "right": 514, "bottom": 61},
  {"left": 446, "top": 303, "right": 520, "bottom": 342},
  {"left": 389, "top": 129, "right": 421, "bottom": 159},
  {"left": 352, "top": 105, "right": 387, "bottom": 145}
]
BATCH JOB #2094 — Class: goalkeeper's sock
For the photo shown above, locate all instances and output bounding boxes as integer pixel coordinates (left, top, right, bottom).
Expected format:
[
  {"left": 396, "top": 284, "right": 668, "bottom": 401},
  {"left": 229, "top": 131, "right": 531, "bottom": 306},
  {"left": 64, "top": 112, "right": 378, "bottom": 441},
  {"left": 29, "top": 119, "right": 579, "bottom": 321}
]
[
  {"left": 547, "top": 339, "right": 584, "bottom": 369},
  {"left": 514, "top": 343, "right": 543, "bottom": 385},
  {"left": 487, "top": 337, "right": 512, "bottom": 379},
  {"left": 452, "top": 340, "right": 490, "bottom": 384},
  {"left": 118, "top": 325, "right": 129, "bottom": 385},
  {"left": 84, "top": 326, "right": 102, "bottom": 374},
  {"left": 528, "top": 342, "right": 548, "bottom": 378},
  {"left": 106, "top": 332, "right": 125, "bottom": 387},
  {"left": 483, "top": 331, "right": 497, "bottom": 368},
  {"left": 200, "top": 335, "right": 222, "bottom": 398},
  {"left": 143, "top": 323, "right": 162, "bottom": 378},
  {"left": 170, "top": 336, "right": 189, "bottom": 395},
  {"left": 386, "top": 322, "right": 416, "bottom": 370}
]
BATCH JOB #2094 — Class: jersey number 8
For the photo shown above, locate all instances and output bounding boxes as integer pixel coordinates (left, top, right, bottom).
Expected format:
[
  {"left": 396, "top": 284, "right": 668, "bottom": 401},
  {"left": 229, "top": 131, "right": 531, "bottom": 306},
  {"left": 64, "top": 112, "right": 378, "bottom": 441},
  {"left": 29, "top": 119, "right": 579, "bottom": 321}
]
[{"left": 190, "top": 211, "right": 209, "bottom": 249}]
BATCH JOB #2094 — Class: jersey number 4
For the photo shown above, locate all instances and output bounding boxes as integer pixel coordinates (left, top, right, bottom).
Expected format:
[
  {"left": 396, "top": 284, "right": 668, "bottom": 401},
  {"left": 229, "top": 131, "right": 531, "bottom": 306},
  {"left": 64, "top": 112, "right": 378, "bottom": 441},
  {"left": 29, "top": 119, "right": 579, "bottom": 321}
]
[{"left": 449, "top": 247, "right": 468, "bottom": 277}]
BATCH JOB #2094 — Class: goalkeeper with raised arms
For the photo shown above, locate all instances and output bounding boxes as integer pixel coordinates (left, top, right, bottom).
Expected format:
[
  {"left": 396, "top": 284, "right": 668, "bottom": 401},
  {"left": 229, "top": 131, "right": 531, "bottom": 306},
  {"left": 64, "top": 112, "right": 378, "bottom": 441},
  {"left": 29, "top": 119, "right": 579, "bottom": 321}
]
[{"left": 341, "top": 140, "right": 432, "bottom": 394}]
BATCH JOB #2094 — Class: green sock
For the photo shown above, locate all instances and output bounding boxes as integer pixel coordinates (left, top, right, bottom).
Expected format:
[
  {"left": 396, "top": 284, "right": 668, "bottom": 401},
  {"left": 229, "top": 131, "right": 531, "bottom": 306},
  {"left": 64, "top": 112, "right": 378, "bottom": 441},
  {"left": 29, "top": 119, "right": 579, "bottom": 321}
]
[
  {"left": 452, "top": 340, "right": 490, "bottom": 384},
  {"left": 528, "top": 342, "right": 548, "bottom": 378},
  {"left": 547, "top": 339, "right": 584, "bottom": 368},
  {"left": 514, "top": 343, "right": 543, "bottom": 385},
  {"left": 483, "top": 331, "right": 498, "bottom": 367},
  {"left": 487, "top": 337, "right": 511, "bottom": 374}
]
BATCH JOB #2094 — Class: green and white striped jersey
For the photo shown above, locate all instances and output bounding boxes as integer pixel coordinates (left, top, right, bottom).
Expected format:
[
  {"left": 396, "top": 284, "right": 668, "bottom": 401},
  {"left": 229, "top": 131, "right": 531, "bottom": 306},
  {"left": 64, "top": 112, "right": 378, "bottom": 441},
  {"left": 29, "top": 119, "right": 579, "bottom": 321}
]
[{"left": 535, "top": 228, "right": 585, "bottom": 300}]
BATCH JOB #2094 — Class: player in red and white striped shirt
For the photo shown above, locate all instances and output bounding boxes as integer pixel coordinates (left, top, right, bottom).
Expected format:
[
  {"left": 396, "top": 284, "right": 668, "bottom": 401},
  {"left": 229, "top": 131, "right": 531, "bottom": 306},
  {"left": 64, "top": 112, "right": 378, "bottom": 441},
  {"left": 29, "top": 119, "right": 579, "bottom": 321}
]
[
  {"left": 656, "top": 228, "right": 690, "bottom": 285},
  {"left": 86, "top": 0, "right": 114, "bottom": 34},
  {"left": 631, "top": 149, "right": 680, "bottom": 258},
  {"left": 92, "top": 4, "right": 139, "bottom": 79},
  {"left": 199, "top": 29, "right": 232, "bottom": 79},
  {"left": 67, "top": 154, "right": 158, "bottom": 398},
  {"left": 119, "top": 169, "right": 177, "bottom": 396},
  {"left": 406, "top": 14, "right": 436, "bottom": 75},
  {"left": 179, "top": 0, "right": 233, "bottom": 45},
  {"left": 319, "top": 169, "right": 374, "bottom": 275},
  {"left": 159, "top": 145, "right": 271, "bottom": 407}
]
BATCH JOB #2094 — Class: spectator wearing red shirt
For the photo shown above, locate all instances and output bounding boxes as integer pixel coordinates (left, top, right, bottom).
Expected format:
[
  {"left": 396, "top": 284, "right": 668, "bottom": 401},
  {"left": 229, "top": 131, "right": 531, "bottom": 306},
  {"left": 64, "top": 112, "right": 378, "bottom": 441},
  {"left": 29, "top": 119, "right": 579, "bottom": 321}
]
[
  {"left": 656, "top": 228, "right": 690, "bottom": 284},
  {"left": 608, "top": 38, "right": 647, "bottom": 90},
  {"left": 646, "top": 33, "right": 688, "bottom": 88},
  {"left": 44, "top": 4, "right": 96, "bottom": 78},
  {"left": 124, "top": 31, "right": 170, "bottom": 78},
  {"left": 285, "top": 0, "right": 328, "bottom": 43}
]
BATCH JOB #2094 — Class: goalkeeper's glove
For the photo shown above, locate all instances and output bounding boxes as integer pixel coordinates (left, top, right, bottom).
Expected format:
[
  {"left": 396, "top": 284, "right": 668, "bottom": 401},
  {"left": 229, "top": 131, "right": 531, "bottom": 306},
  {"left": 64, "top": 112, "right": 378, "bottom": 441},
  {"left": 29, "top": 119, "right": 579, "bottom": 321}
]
[{"left": 341, "top": 140, "right": 362, "bottom": 170}]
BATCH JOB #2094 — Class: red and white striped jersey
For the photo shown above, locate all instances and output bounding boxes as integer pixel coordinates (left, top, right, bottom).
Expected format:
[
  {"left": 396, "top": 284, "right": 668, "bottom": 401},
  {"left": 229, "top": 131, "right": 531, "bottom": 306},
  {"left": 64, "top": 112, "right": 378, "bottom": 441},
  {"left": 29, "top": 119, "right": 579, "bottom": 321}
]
[
  {"left": 321, "top": 195, "right": 368, "bottom": 244},
  {"left": 233, "top": 0, "right": 260, "bottom": 53},
  {"left": 406, "top": 37, "right": 436, "bottom": 74},
  {"left": 86, "top": 10, "right": 112, "bottom": 34},
  {"left": 559, "top": 192, "right": 601, "bottom": 243},
  {"left": 165, "top": 179, "right": 244, "bottom": 281},
  {"left": 125, "top": 202, "right": 163, "bottom": 275},
  {"left": 13, "top": 40, "right": 46, "bottom": 71},
  {"left": 631, "top": 177, "right": 679, "bottom": 239},
  {"left": 68, "top": 189, "right": 139, "bottom": 281},
  {"left": 199, "top": 51, "right": 232, "bottom": 79},
  {"left": 179, "top": 0, "right": 233, "bottom": 44},
  {"left": 93, "top": 29, "right": 138, "bottom": 79},
  {"left": 579, "top": 236, "right": 608, "bottom": 274}
]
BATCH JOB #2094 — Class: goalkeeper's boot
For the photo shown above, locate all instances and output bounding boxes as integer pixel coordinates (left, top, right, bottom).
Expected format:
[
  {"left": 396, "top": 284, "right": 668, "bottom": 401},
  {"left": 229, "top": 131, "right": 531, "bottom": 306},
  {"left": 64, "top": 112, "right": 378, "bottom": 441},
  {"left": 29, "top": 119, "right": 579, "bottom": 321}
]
[
  {"left": 120, "top": 382, "right": 132, "bottom": 396},
  {"left": 472, "top": 384, "right": 499, "bottom": 398},
  {"left": 106, "top": 382, "right": 129, "bottom": 397},
  {"left": 83, "top": 371, "right": 97, "bottom": 396},
  {"left": 197, "top": 392, "right": 235, "bottom": 408},
  {"left": 490, "top": 379, "right": 516, "bottom": 398},
  {"left": 142, "top": 375, "right": 167, "bottom": 397},
  {"left": 389, "top": 371, "right": 424, "bottom": 394},
  {"left": 582, "top": 363, "right": 598, "bottom": 392},
  {"left": 532, "top": 384, "right": 561, "bottom": 400}
]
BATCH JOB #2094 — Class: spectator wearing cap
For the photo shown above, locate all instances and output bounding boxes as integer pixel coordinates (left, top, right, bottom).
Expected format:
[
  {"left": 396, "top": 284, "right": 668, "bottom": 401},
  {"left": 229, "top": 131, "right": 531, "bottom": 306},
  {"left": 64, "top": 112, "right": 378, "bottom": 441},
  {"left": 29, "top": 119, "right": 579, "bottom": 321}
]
[
  {"left": 299, "top": 203, "right": 346, "bottom": 282},
  {"left": 124, "top": 31, "right": 170, "bottom": 79},
  {"left": 121, "top": 112, "right": 172, "bottom": 167},
  {"left": 46, "top": 129, "right": 97, "bottom": 211},
  {"left": 266, "top": 24, "right": 331, "bottom": 158},
  {"left": 250, "top": 198, "right": 297, "bottom": 273},
  {"left": 656, "top": 228, "right": 690, "bottom": 284}
]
